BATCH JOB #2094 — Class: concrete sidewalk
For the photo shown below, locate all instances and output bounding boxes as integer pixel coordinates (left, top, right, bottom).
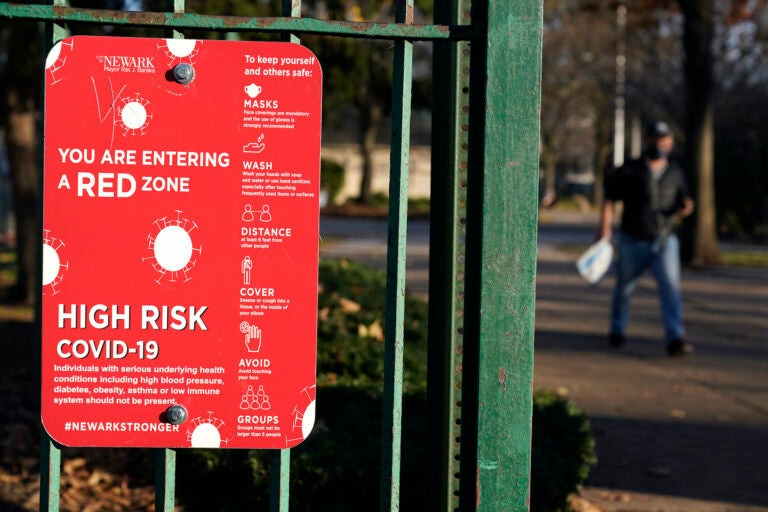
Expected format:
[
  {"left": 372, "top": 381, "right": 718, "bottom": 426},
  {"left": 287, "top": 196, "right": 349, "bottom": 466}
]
[
  {"left": 536, "top": 244, "right": 768, "bottom": 511},
  {"left": 320, "top": 215, "right": 768, "bottom": 511}
]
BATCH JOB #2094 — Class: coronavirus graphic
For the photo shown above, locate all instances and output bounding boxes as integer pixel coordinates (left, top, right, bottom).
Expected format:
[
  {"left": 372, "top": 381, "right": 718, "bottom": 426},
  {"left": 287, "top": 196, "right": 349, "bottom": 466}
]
[
  {"left": 186, "top": 411, "right": 229, "bottom": 448},
  {"left": 116, "top": 92, "right": 152, "bottom": 136},
  {"left": 287, "top": 384, "right": 316, "bottom": 446},
  {"left": 159, "top": 38, "right": 201, "bottom": 65},
  {"left": 45, "top": 38, "right": 74, "bottom": 86},
  {"left": 41, "top": 229, "right": 69, "bottom": 295},
  {"left": 143, "top": 210, "right": 202, "bottom": 284}
]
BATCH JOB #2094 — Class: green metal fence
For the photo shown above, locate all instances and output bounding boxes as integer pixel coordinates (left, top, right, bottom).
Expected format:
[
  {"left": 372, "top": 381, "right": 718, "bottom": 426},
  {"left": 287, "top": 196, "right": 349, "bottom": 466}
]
[{"left": 0, "top": 0, "right": 542, "bottom": 510}]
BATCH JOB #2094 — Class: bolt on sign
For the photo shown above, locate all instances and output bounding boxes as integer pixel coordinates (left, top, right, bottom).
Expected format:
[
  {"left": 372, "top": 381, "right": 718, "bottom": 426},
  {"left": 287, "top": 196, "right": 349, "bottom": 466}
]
[{"left": 41, "top": 36, "right": 322, "bottom": 449}]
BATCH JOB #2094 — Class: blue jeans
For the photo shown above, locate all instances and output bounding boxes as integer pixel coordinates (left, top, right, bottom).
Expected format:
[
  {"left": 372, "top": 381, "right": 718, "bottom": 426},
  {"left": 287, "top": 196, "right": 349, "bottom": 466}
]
[{"left": 610, "top": 233, "right": 684, "bottom": 343}]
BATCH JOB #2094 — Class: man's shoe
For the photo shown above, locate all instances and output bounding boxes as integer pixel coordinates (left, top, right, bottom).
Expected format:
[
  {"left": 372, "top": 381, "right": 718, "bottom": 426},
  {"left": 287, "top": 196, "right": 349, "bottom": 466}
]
[
  {"left": 609, "top": 333, "right": 625, "bottom": 348},
  {"left": 666, "top": 338, "right": 694, "bottom": 356}
]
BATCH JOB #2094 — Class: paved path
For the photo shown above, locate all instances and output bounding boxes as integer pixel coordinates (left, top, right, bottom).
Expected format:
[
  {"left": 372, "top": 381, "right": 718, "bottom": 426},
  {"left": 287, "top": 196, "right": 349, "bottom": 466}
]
[
  {"left": 320, "top": 214, "right": 768, "bottom": 511},
  {"left": 535, "top": 220, "right": 768, "bottom": 511}
]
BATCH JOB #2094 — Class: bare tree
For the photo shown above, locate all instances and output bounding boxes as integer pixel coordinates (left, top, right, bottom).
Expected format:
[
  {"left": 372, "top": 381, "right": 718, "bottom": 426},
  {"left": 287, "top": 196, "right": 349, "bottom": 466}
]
[
  {"left": 541, "top": 0, "right": 616, "bottom": 207},
  {"left": 619, "top": 0, "right": 751, "bottom": 264}
]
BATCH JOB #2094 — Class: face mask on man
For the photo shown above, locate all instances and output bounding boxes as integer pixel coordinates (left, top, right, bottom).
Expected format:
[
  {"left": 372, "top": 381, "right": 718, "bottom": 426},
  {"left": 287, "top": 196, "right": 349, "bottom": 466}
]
[{"left": 646, "top": 146, "right": 670, "bottom": 160}]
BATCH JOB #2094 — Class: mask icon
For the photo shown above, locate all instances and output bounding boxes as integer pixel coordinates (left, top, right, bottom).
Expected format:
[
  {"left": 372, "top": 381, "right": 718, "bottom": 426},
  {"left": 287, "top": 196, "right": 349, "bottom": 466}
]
[{"left": 244, "top": 83, "right": 262, "bottom": 98}]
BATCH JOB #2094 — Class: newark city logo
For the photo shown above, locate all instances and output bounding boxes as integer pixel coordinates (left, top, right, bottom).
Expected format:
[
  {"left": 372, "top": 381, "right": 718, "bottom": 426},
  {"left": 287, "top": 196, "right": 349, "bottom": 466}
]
[{"left": 96, "top": 55, "right": 155, "bottom": 74}]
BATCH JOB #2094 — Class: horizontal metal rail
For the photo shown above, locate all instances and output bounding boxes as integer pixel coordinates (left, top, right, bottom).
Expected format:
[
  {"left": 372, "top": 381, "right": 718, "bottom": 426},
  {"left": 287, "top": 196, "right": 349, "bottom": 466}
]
[{"left": 0, "top": 3, "right": 478, "bottom": 41}]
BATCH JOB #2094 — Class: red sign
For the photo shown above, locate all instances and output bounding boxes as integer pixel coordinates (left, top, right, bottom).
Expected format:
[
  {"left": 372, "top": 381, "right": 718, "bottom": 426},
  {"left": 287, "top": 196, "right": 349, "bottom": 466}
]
[{"left": 41, "top": 36, "right": 321, "bottom": 448}]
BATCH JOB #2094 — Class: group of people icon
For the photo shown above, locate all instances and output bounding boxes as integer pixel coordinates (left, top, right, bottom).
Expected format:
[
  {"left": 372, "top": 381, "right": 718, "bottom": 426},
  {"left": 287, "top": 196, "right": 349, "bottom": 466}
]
[{"left": 240, "top": 385, "right": 271, "bottom": 410}]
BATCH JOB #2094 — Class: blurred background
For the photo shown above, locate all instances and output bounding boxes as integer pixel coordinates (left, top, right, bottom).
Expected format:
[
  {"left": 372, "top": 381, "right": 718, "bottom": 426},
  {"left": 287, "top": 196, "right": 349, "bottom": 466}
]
[
  {"left": 3, "top": 1, "right": 768, "bottom": 305},
  {"left": 0, "top": 1, "right": 766, "bottom": 511}
]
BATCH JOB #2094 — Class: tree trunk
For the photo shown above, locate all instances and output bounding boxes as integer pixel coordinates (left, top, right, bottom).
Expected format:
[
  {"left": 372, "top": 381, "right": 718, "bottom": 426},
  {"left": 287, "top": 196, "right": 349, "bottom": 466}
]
[
  {"left": 1, "top": 21, "right": 43, "bottom": 303},
  {"left": 593, "top": 114, "right": 614, "bottom": 208},
  {"left": 593, "top": 143, "right": 612, "bottom": 208},
  {"left": 690, "top": 106, "right": 719, "bottom": 265},
  {"left": 540, "top": 150, "right": 557, "bottom": 207},
  {"left": 680, "top": 0, "right": 721, "bottom": 265},
  {"left": 357, "top": 100, "right": 382, "bottom": 205},
  {"left": 5, "top": 90, "right": 39, "bottom": 304}
]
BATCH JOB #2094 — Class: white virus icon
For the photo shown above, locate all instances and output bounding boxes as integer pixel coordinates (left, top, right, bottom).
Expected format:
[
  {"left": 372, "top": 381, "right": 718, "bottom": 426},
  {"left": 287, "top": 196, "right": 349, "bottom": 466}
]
[
  {"left": 287, "top": 384, "right": 316, "bottom": 446},
  {"left": 143, "top": 210, "right": 202, "bottom": 284},
  {"left": 41, "top": 229, "right": 69, "bottom": 295},
  {"left": 186, "top": 411, "right": 229, "bottom": 448},
  {"left": 45, "top": 38, "right": 74, "bottom": 86},
  {"left": 117, "top": 93, "right": 152, "bottom": 136},
  {"left": 160, "top": 38, "right": 200, "bottom": 65}
]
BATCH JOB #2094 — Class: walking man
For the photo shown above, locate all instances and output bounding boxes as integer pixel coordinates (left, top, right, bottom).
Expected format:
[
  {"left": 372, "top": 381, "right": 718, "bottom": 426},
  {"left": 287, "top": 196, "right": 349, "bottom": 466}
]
[{"left": 598, "top": 121, "right": 695, "bottom": 356}]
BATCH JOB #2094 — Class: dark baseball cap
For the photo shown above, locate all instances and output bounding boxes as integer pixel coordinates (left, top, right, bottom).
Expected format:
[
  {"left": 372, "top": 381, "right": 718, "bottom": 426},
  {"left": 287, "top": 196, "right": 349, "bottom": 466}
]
[{"left": 646, "top": 121, "right": 673, "bottom": 138}]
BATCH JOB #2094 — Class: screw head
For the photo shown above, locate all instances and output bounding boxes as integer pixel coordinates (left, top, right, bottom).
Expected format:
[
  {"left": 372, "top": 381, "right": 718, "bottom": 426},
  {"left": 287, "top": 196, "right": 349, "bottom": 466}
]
[
  {"left": 166, "top": 404, "right": 188, "bottom": 425},
  {"left": 173, "top": 63, "right": 195, "bottom": 84}
]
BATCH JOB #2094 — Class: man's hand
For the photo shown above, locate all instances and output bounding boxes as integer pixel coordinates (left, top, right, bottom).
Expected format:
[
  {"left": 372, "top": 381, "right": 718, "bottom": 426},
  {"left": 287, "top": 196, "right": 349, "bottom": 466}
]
[{"left": 678, "top": 197, "right": 695, "bottom": 219}]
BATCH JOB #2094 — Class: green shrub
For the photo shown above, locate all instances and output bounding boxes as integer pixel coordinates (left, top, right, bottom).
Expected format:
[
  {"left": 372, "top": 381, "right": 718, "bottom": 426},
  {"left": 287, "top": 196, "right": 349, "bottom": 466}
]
[
  {"left": 178, "top": 387, "right": 596, "bottom": 512},
  {"left": 282, "top": 386, "right": 428, "bottom": 511},
  {"left": 317, "top": 258, "right": 428, "bottom": 391},
  {"left": 530, "top": 389, "right": 597, "bottom": 512},
  {"left": 176, "top": 258, "right": 428, "bottom": 510},
  {"left": 320, "top": 159, "right": 345, "bottom": 205},
  {"left": 176, "top": 260, "right": 594, "bottom": 512},
  {"left": 177, "top": 386, "right": 427, "bottom": 511}
]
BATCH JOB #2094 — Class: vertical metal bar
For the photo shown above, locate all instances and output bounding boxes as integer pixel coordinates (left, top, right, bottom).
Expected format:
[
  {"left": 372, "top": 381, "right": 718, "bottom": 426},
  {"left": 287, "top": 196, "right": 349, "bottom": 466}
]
[
  {"left": 380, "top": 1, "right": 413, "bottom": 511},
  {"left": 269, "top": 448, "right": 291, "bottom": 512},
  {"left": 461, "top": 0, "right": 543, "bottom": 509},
  {"left": 39, "top": 433, "right": 61, "bottom": 512},
  {"left": 154, "top": 448, "right": 177, "bottom": 511},
  {"left": 51, "top": 0, "right": 69, "bottom": 42},
  {"left": 39, "top": 4, "right": 68, "bottom": 511},
  {"left": 428, "top": 0, "right": 471, "bottom": 507},
  {"left": 168, "top": 0, "right": 185, "bottom": 39},
  {"left": 173, "top": 0, "right": 185, "bottom": 39},
  {"left": 274, "top": 1, "right": 300, "bottom": 508},
  {"left": 155, "top": 0, "right": 184, "bottom": 504},
  {"left": 282, "top": 0, "right": 301, "bottom": 43}
]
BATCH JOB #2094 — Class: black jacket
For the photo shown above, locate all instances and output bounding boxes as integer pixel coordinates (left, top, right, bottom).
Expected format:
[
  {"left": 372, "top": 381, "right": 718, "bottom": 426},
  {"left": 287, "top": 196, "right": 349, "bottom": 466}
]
[{"left": 605, "top": 158, "right": 690, "bottom": 240}]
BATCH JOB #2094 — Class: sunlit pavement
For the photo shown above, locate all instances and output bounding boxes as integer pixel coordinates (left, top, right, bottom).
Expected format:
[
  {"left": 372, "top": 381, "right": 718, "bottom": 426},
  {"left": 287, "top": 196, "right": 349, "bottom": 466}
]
[{"left": 320, "top": 213, "right": 768, "bottom": 511}]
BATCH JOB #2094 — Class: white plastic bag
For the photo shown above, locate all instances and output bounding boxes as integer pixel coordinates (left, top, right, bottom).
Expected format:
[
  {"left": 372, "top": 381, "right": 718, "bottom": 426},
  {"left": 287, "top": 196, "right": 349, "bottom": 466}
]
[{"left": 576, "top": 238, "right": 614, "bottom": 285}]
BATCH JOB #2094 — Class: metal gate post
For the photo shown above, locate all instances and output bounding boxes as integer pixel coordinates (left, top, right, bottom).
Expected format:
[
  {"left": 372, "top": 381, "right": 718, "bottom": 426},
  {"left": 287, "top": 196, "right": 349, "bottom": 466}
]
[
  {"left": 154, "top": 448, "right": 176, "bottom": 511},
  {"left": 461, "top": 0, "right": 543, "bottom": 510},
  {"left": 427, "top": 0, "right": 471, "bottom": 509},
  {"left": 380, "top": 2, "right": 414, "bottom": 510},
  {"left": 269, "top": 449, "right": 291, "bottom": 512},
  {"left": 431, "top": 0, "right": 542, "bottom": 509},
  {"left": 39, "top": 433, "right": 61, "bottom": 512},
  {"left": 153, "top": 3, "right": 186, "bottom": 507},
  {"left": 268, "top": 3, "right": 302, "bottom": 510},
  {"left": 39, "top": 3, "right": 68, "bottom": 510}
]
